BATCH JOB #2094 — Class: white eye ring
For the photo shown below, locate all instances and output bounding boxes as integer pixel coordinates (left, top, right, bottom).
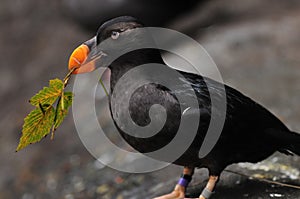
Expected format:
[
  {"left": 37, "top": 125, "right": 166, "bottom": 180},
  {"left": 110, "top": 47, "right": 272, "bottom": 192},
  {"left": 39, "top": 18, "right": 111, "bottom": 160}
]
[{"left": 111, "top": 31, "right": 120, "bottom": 40}]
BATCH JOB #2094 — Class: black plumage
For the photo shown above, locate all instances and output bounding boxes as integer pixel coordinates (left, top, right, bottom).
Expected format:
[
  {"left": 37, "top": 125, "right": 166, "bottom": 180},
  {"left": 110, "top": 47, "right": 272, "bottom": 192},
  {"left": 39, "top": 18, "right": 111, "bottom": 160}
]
[
  {"left": 71, "top": 16, "right": 300, "bottom": 198},
  {"left": 109, "top": 55, "right": 300, "bottom": 175}
]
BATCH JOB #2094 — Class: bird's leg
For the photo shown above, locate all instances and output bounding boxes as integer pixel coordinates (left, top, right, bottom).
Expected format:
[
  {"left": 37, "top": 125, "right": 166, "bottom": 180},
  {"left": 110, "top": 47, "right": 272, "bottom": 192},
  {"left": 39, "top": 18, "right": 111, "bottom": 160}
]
[
  {"left": 198, "top": 175, "right": 219, "bottom": 199},
  {"left": 153, "top": 166, "right": 194, "bottom": 199}
]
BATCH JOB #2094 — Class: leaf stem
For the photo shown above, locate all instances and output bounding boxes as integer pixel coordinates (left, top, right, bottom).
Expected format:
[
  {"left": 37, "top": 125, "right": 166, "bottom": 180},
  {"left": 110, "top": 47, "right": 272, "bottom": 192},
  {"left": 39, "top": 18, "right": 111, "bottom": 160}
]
[
  {"left": 99, "top": 78, "right": 109, "bottom": 97},
  {"left": 61, "top": 91, "right": 65, "bottom": 110},
  {"left": 63, "top": 67, "right": 76, "bottom": 88},
  {"left": 51, "top": 68, "right": 75, "bottom": 140}
]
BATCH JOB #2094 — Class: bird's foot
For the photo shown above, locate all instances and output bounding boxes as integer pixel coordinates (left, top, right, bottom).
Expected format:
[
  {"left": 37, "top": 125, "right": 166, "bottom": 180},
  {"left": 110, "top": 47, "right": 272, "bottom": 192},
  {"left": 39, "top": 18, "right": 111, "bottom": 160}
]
[
  {"left": 153, "top": 167, "right": 195, "bottom": 199},
  {"left": 198, "top": 176, "right": 219, "bottom": 199},
  {"left": 153, "top": 185, "right": 186, "bottom": 199}
]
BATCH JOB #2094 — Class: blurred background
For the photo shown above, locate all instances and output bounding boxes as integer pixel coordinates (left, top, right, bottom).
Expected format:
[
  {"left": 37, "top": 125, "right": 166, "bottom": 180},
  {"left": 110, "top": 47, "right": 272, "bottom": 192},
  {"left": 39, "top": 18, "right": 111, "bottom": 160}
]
[{"left": 1, "top": 0, "right": 300, "bottom": 198}]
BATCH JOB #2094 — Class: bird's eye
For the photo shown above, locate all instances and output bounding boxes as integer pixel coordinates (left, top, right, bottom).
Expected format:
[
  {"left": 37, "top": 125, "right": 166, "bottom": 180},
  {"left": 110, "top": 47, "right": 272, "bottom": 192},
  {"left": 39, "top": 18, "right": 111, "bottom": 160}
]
[{"left": 111, "top": 31, "right": 120, "bottom": 40}]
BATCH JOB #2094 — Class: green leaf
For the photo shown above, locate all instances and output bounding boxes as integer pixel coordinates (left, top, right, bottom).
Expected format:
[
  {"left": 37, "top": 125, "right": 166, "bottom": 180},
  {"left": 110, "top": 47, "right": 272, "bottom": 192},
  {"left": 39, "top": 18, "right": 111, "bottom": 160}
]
[
  {"left": 54, "top": 91, "right": 73, "bottom": 129},
  {"left": 29, "top": 79, "right": 63, "bottom": 107},
  {"left": 16, "top": 105, "right": 55, "bottom": 151}
]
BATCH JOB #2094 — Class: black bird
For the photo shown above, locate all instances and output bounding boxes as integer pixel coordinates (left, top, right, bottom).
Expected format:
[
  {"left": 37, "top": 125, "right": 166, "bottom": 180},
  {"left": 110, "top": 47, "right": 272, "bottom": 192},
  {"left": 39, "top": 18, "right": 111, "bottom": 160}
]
[{"left": 68, "top": 16, "right": 300, "bottom": 199}]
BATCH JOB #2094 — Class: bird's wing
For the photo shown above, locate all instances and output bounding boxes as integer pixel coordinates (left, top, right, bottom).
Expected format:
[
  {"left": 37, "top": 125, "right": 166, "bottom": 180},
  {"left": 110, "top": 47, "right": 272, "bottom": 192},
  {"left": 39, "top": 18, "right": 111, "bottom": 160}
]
[{"left": 154, "top": 70, "right": 214, "bottom": 121}]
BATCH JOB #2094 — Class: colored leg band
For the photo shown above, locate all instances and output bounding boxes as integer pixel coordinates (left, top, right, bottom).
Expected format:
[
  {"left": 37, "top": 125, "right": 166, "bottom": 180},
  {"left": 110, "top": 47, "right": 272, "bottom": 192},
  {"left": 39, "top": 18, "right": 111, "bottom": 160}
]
[
  {"left": 201, "top": 187, "right": 214, "bottom": 199},
  {"left": 178, "top": 177, "right": 190, "bottom": 187},
  {"left": 178, "top": 174, "right": 192, "bottom": 187}
]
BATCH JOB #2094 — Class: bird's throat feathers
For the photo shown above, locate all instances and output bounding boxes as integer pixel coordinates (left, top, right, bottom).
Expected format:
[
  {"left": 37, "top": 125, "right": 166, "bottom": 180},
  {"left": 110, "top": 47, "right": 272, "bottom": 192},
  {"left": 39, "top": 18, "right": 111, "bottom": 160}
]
[{"left": 109, "top": 48, "right": 164, "bottom": 91}]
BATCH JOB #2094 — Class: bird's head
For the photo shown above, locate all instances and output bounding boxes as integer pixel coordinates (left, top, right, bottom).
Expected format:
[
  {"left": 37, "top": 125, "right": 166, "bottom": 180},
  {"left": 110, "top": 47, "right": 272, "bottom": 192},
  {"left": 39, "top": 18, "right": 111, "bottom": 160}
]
[{"left": 68, "top": 16, "right": 144, "bottom": 74}]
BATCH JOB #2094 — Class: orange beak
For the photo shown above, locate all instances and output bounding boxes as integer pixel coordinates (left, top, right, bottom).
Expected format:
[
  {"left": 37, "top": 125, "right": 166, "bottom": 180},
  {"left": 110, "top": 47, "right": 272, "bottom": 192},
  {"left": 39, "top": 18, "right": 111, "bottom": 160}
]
[{"left": 68, "top": 44, "right": 96, "bottom": 74}]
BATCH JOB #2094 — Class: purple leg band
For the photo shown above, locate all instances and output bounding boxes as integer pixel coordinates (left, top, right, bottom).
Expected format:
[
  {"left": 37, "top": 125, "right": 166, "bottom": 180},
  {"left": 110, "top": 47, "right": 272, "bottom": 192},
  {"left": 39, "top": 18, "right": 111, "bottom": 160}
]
[{"left": 178, "top": 177, "right": 190, "bottom": 187}]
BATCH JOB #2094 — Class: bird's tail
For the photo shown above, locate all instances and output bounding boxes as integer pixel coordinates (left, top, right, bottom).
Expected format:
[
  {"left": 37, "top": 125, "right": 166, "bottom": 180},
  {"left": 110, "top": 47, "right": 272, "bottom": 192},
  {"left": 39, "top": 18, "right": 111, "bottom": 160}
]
[
  {"left": 285, "top": 131, "right": 300, "bottom": 156},
  {"left": 267, "top": 129, "right": 300, "bottom": 156}
]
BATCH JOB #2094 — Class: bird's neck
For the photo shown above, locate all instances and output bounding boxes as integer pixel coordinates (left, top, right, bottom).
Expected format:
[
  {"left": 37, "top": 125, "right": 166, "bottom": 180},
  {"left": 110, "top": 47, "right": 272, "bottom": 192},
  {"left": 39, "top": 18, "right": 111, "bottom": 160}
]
[{"left": 109, "top": 49, "right": 164, "bottom": 92}]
